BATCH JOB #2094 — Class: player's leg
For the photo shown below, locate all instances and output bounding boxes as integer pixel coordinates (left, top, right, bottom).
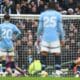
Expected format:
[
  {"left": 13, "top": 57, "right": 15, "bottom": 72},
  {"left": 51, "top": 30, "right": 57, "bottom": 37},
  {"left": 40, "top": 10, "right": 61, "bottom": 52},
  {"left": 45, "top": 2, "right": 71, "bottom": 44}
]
[
  {"left": 40, "top": 41, "right": 49, "bottom": 71},
  {"left": 50, "top": 41, "right": 62, "bottom": 76},
  {"left": 40, "top": 51, "right": 48, "bottom": 71},
  {"left": 75, "top": 57, "right": 80, "bottom": 65},
  {"left": 69, "top": 57, "right": 80, "bottom": 70},
  {"left": 1, "top": 52, "right": 7, "bottom": 76},
  {"left": 6, "top": 60, "right": 27, "bottom": 76},
  {"left": 0, "top": 56, "right": 3, "bottom": 75},
  {"left": 15, "top": 65, "right": 27, "bottom": 76},
  {"left": 54, "top": 53, "right": 61, "bottom": 70},
  {"left": 51, "top": 41, "right": 61, "bottom": 69},
  {"left": 8, "top": 52, "right": 16, "bottom": 76}
]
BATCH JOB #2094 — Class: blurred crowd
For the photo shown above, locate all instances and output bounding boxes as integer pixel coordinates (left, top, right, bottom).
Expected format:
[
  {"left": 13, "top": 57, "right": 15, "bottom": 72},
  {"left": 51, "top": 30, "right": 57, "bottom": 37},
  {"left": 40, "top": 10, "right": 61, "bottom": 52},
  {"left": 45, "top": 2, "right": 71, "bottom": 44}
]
[
  {"left": 10, "top": 18, "right": 80, "bottom": 68},
  {"left": 0, "top": 0, "right": 80, "bottom": 68},
  {"left": 0, "top": 0, "right": 80, "bottom": 15},
  {"left": 13, "top": 19, "right": 38, "bottom": 67}
]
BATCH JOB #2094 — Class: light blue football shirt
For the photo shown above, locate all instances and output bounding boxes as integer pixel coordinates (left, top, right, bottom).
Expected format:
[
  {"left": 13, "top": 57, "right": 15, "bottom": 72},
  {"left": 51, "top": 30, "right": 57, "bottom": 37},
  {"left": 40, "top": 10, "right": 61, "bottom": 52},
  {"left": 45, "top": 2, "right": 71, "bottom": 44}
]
[
  {"left": 37, "top": 10, "right": 65, "bottom": 42},
  {"left": 0, "top": 21, "right": 21, "bottom": 51}
]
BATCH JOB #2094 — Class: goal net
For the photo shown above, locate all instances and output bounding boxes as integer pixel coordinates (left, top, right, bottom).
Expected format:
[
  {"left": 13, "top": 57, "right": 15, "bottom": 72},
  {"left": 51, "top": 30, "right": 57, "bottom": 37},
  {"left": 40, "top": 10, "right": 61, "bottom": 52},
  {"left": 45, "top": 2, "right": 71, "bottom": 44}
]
[{"left": 0, "top": 14, "right": 80, "bottom": 76}]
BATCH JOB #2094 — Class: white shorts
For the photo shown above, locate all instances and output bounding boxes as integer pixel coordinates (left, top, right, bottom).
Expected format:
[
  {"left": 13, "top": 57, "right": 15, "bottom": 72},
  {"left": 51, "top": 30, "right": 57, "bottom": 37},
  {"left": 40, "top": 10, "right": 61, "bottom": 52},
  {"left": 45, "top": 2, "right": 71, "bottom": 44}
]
[
  {"left": 40, "top": 40, "right": 61, "bottom": 53},
  {"left": 0, "top": 51, "right": 15, "bottom": 56}
]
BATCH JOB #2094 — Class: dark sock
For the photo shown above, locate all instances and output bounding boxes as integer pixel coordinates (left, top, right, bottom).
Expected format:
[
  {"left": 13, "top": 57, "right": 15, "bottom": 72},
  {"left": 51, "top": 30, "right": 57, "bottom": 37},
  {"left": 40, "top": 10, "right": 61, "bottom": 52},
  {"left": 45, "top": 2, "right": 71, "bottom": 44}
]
[
  {"left": 10, "top": 61, "right": 15, "bottom": 73},
  {"left": 55, "top": 56, "right": 61, "bottom": 70},
  {"left": 0, "top": 61, "right": 2, "bottom": 64},
  {"left": 2, "top": 60, "right": 6, "bottom": 72},
  {"left": 6, "top": 62, "right": 11, "bottom": 68},
  {"left": 40, "top": 55, "right": 47, "bottom": 70}
]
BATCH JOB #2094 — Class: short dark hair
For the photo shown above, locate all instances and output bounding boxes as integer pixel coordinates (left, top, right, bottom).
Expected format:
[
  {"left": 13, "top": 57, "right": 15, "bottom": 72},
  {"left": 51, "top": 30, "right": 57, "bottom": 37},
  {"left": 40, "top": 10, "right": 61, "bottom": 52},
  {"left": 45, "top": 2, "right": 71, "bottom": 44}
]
[
  {"left": 48, "top": 1, "right": 56, "bottom": 10},
  {"left": 4, "top": 14, "right": 10, "bottom": 21}
]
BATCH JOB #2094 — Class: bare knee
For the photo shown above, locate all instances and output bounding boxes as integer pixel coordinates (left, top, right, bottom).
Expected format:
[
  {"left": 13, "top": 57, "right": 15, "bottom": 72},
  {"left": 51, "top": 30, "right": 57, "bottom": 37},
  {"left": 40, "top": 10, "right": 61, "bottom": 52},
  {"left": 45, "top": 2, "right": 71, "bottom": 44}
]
[
  {"left": 8, "top": 56, "right": 14, "bottom": 61},
  {"left": 2, "top": 56, "right": 6, "bottom": 60}
]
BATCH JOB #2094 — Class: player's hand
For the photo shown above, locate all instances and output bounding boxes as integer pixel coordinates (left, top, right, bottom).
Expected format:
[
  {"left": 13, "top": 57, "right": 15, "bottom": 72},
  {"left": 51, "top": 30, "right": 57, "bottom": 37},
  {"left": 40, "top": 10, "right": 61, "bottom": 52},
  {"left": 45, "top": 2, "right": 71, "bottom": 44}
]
[{"left": 60, "top": 40, "right": 65, "bottom": 47}]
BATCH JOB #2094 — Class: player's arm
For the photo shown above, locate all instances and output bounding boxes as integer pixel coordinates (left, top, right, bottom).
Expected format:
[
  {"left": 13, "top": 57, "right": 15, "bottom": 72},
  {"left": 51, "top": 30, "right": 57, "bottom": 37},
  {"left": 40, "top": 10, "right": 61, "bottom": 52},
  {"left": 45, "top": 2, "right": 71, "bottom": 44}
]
[
  {"left": 13, "top": 25, "right": 21, "bottom": 40},
  {"left": 57, "top": 14, "right": 65, "bottom": 47},
  {"left": 37, "top": 14, "right": 43, "bottom": 43},
  {"left": 0, "top": 25, "right": 1, "bottom": 40}
]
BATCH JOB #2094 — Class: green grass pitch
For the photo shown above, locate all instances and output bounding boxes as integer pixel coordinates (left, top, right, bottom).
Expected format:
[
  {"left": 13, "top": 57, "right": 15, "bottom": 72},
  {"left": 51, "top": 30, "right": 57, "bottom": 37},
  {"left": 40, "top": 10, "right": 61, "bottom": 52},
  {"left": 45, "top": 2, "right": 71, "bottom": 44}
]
[{"left": 0, "top": 77, "right": 80, "bottom": 80}]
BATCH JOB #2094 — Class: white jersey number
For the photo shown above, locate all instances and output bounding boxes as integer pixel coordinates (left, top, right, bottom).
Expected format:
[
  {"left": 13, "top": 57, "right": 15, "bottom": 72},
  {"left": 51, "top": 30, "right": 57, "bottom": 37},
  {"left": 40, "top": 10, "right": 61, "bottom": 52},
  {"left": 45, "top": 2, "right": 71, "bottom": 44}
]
[
  {"left": 43, "top": 16, "right": 57, "bottom": 27},
  {"left": 2, "top": 29, "right": 12, "bottom": 39}
]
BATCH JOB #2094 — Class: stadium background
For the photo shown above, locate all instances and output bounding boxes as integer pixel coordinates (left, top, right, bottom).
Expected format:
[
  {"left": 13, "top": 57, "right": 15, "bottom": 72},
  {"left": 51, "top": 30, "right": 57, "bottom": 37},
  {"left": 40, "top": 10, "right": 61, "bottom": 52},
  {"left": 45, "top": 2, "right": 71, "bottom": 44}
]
[{"left": 0, "top": 0, "right": 80, "bottom": 77}]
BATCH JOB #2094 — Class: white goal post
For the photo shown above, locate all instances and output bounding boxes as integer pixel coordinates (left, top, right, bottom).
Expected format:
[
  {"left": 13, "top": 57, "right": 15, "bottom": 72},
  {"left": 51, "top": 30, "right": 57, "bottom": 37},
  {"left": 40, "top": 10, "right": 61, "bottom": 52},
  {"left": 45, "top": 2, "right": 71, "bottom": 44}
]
[{"left": 0, "top": 14, "right": 80, "bottom": 19}]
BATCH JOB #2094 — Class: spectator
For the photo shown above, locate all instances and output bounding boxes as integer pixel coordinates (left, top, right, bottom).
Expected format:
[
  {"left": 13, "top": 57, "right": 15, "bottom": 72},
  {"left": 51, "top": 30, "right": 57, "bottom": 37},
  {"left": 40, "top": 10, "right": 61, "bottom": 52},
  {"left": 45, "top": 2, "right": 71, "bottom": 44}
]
[
  {"left": 67, "top": 8, "right": 74, "bottom": 15},
  {"left": 58, "top": 0, "right": 67, "bottom": 10},
  {"left": 44, "top": 3, "right": 48, "bottom": 11},
  {"left": 0, "top": 0, "right": 3, "bottom": 13},
  {"left": 61, "top": 10, "right": 67, "bottom": 15},
  {"left": 27, "top": 30, "right": 34, "bottom": 65},
  {"left": 31, "top": 6, "right": 38, "bottom": 14},
  {"left": 12, "top": 3, "right": 21, "bottom": 14},
  {"left": 28, "top": 4, "right": 32, "bottom": 13},
  {"left": 66, "top": 0, "right": 77, "bottom": 10},
  {"left": 55, "top": 2, "right": 62, "bottom": 12},
  {"left": 75, "top": 4, "right": 80, "bottom": 15},
  {"left": 21, "top": 0, "right": 29, "bottom": 14},
  {"left": 0, "top": 0, "right": 80, "bottom": 15},
  {"left": 32, "top": 20, "right": 38, "bottom": 43},
  {"left": 2, "top": 0, "right": 13, "bottom": 14},
  {"left": 37, "top": 0, "right": 45, "bottom": 14},
  {"left": 30, "top": 1, "right": 36, "bottom": 7},
  {"left": 27, "top": 30, "right": 33, "bottom": 42}
]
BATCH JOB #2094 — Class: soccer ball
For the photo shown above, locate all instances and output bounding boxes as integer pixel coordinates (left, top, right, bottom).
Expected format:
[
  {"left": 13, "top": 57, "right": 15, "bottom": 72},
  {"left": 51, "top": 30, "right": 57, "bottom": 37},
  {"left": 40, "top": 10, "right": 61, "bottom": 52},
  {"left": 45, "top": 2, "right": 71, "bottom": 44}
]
[
  {"left": 40, "top": 71, "right": 48, "bottom": 77},
  {"left": 75, "top": 74, "right": 79, "bottom": 78}
]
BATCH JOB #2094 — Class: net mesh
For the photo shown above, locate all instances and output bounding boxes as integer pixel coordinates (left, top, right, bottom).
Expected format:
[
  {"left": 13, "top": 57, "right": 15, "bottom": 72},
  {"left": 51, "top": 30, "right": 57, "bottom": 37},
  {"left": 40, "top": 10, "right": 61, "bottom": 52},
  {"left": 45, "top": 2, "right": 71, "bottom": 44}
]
[{"left": 0, "top": 14, "right": 80, "bottom": 76}]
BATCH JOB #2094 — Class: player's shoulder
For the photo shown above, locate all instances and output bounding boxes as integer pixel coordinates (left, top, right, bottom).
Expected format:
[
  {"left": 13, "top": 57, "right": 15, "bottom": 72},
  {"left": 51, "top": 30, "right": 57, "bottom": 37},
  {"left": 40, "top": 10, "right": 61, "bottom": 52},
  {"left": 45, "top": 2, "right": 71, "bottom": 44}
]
[
  {"left": 41, "top": 10, "right": 62, "bottom": 16},
  {"left": 39, "top": 11, "right": 45, "bottom": 17},
  {"left": 54, "top": 10, "right": 62, "bottom": 16},
  {"left": 9, "top": 23, "right": 16, "bottom": 27},
  {"left": 0, "top": 22, "right": 5, "bottom": 25},
  {"left": 53, "top": 10, "right": 62, "bottom": 19},
  {"left": 40, "top": 10, "right": 50, "bottom": 15},
  {"left": 0, "top": 23, "right": 4, "bottom": 27}
]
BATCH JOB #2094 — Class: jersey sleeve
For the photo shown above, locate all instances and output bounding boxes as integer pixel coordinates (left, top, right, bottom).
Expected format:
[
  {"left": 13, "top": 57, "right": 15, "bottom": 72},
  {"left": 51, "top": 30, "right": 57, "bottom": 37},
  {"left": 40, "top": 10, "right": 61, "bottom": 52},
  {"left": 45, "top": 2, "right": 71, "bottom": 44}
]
[
  {"left": 37, "top": 14, "right": 43, "bottom": 39},
  {"left": 57, "top": 14, "right": 65, "bottom": 41},
  {"left": 13, "top": 25, "right": 21, "bottom": 39},
  {"left": 0, "top": 25, "right": 2, "bottom": 40}
]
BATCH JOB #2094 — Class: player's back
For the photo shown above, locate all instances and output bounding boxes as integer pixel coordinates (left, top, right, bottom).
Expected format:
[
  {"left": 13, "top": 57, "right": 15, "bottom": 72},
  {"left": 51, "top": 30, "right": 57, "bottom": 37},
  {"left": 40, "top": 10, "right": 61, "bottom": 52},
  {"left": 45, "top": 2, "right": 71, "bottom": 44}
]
[
  {"left": 40, "top": 10, "right": 62, "bottom": 42},
  {"left": 0, "top": 22, "right": 20, "bottom": 51}
]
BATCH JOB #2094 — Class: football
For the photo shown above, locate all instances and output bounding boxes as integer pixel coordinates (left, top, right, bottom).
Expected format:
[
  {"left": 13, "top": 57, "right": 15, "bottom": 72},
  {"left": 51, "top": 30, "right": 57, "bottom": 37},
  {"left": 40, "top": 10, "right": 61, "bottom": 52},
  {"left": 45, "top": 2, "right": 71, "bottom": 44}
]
[{"left": 40, "top": 71, "right": 48, "bottom": 77}]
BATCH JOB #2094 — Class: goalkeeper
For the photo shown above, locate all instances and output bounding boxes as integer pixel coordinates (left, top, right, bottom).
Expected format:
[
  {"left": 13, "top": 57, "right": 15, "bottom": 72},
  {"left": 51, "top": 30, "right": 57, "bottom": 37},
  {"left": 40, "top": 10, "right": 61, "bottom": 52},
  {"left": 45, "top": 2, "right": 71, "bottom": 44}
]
[{"left": 28, "top": 60, "right": 42, "bottom": 75}]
